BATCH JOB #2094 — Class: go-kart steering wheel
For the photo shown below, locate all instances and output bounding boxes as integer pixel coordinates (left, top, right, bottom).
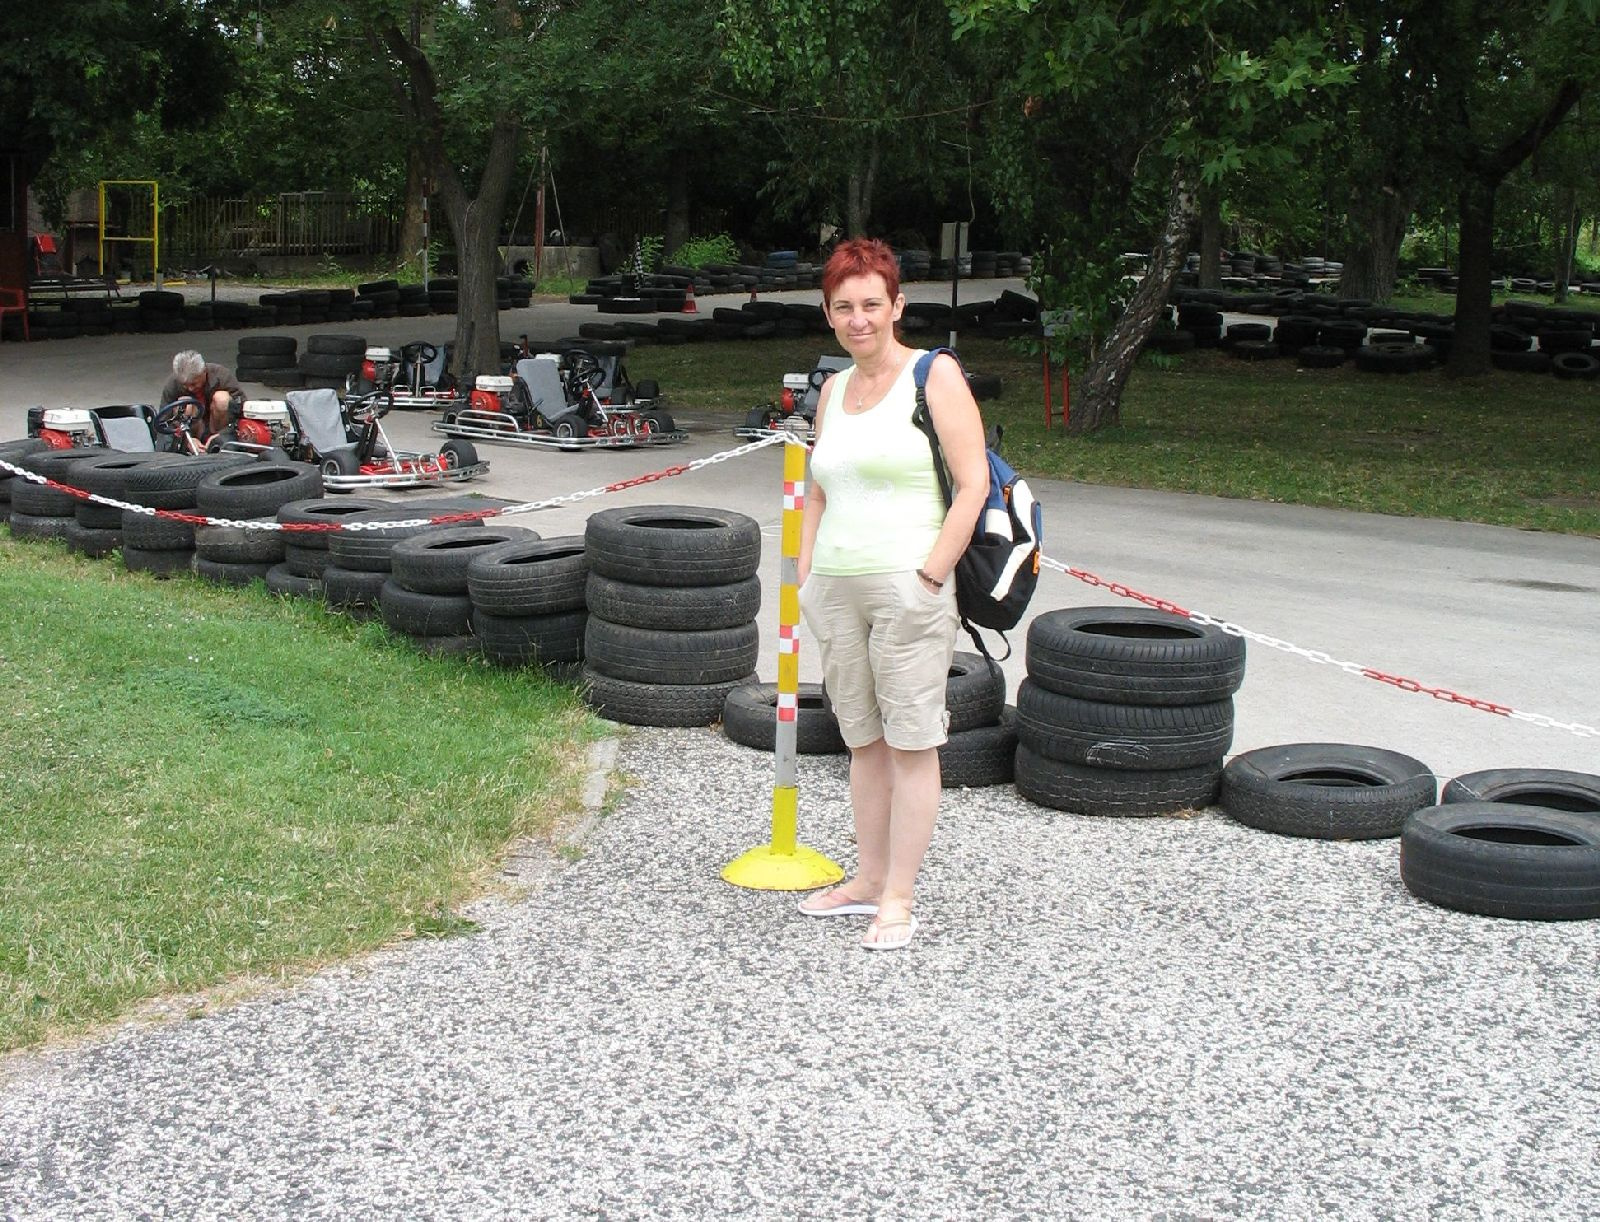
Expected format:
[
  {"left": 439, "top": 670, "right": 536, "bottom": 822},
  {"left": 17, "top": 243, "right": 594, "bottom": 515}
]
[
  {"left": 402, "top": 342, "right": 439, "bottom": 364},
  {"left": 567, "top": 353, "right": 606, "bottom": 391},
  {"left": 807, "top": 368, "right": 830, "bottom": 394},
  {"left": 152, "top": 396, "right": 203, "bottom": 436},
  {"left": 347, "top": 390, "right": 394, "bottom": 423}
]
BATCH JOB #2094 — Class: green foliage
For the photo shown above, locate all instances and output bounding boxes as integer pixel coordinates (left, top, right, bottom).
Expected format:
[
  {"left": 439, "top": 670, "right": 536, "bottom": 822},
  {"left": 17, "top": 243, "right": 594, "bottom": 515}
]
[{"left": 670, "top": 233, "right": 741, "bottom": 268}]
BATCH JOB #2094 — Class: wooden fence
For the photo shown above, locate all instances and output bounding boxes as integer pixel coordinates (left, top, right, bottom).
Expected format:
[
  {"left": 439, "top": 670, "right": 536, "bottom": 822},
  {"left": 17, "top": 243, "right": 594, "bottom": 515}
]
[{"left": 161, "top": 192, "right": 400, "bottom": 264}]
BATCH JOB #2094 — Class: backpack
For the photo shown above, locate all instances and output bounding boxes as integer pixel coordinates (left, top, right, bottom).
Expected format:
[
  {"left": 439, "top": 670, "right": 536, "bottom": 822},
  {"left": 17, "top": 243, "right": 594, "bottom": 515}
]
[{"left": 910, "top": 347, "right": 1043, "bottom": 660}]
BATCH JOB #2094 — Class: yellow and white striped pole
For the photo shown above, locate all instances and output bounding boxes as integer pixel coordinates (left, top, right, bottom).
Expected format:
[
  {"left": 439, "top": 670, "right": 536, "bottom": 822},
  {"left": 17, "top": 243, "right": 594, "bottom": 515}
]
[{"left": 721, "top": 435, "right": 843, "bottom": 890}]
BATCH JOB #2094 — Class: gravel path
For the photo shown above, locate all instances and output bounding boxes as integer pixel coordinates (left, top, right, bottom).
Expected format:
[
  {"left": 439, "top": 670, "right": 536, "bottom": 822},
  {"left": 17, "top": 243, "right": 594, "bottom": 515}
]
[{"left": 2, "top": 727, "right": 1597, "bottom": 1218}]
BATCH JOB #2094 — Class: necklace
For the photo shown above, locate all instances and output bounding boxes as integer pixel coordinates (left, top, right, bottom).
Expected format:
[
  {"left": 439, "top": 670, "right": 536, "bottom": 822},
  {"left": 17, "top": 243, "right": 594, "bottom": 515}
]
[{"left": 851, "top": 353, "right": 906, "bottom": 411}]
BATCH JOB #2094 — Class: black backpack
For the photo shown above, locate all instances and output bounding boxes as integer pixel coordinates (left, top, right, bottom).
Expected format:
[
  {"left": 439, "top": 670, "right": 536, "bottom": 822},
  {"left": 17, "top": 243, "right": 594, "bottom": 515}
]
[{"left": 910, "top": 347, "right": 1043, "bottom": 660}]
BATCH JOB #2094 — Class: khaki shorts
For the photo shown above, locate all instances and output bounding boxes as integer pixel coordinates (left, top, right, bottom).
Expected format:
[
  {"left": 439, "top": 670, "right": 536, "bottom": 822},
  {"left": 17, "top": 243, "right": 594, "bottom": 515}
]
[{"left": 799, "top": 569, "right": 960, "bottom": 750}]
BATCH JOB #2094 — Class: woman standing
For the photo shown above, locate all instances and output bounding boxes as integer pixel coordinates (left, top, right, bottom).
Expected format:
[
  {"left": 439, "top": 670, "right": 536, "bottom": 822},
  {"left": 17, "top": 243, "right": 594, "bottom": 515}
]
[{"left": 796, "top": 238, "right": 989, "bottom": 949}]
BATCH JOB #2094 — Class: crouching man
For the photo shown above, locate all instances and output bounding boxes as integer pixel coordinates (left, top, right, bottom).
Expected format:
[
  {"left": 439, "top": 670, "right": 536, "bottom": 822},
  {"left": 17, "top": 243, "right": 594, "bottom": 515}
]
[{"left": 159, "top": 350, "right": 244, "bottom": 441}]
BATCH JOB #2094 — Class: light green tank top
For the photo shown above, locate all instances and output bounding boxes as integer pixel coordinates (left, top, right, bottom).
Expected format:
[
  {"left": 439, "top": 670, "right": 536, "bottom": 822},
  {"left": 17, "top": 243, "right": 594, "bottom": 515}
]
[{"left": 809, "top": 353, "right": 946, "bottom": 575}]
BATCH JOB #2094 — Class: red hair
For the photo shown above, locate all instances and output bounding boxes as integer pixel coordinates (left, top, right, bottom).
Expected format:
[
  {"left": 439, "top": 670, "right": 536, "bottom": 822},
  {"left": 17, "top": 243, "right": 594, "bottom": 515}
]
[{"left": 822, "top": 238, "right": 900, "bottom": 303}]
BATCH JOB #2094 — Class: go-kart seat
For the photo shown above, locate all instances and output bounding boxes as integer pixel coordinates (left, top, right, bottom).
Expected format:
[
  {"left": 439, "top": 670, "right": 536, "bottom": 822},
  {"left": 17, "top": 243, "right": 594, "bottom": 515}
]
[
  {"left": 803, "top": 355, "right": 851, "bottom": 414},
  {"left": 285, "top": 388, "right": 370, "bottom": 465},
  {"left": 515, "top": 357, "right": 571, "bottom": 423},
  {"left": 93, "top": 405, "right": 156, "bottom": 452}
]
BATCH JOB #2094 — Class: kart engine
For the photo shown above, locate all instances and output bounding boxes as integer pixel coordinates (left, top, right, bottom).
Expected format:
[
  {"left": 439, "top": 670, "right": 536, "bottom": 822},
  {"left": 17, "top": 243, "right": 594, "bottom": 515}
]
[{"left": 27, "top": 407, "right": 97, "bottom": 448}]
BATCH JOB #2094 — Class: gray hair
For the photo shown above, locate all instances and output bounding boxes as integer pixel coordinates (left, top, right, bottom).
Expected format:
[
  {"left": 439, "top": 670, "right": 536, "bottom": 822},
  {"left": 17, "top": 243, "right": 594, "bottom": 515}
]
[{"left": 172, "top": 350, "right": 206, "bottom": 382}]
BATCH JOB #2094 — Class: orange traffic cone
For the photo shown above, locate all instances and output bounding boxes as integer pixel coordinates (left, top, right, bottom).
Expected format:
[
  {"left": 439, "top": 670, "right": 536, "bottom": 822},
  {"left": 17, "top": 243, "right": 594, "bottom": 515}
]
[{"left": 682, "top": 283, "right": 698, "bottom": 314}]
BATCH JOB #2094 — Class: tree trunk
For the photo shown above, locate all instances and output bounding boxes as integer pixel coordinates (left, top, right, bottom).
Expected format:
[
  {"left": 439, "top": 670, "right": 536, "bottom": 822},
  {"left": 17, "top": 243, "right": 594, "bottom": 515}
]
[
  {"left": 1197, "top": 182, "right": 1222, "bottom": 290},
  {"left": 845, "top": 132, "right": 880, "bottom": 237},
  {"left": 1553, "top": 185, "right": 1578, "bottom": 302},
  {"left": 1446, "top": 177, "right": 1496, "bottom": 378},
  {"left": 1338, "top": 185, "right": 1413, "bottom": 302},
  {"left": 395, "top": 144, "right": 427, "bottom": 273},
  {"left": 663, "top": 160, "right": 690, "bottom": 260},
  {"left": 1070, "top": 166, "right": 1196, "bottom": 435}
]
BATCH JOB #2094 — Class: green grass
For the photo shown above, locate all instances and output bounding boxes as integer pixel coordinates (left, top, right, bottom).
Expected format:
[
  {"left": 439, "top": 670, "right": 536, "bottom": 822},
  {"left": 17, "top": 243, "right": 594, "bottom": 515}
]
[
  {"left": 628, "top": 333, "right": 1600, "bottom": 536},
  {"left": 1387, "top": 283, "right": 1600, "bottom": 316},
  {"left": 0, "top": 538, "right": 598, "bottom": 1051}
]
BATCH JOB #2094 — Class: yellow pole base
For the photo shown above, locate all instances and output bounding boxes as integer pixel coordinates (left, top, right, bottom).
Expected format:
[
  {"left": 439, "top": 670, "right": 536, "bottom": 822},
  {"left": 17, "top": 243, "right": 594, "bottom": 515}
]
[{"left": 721, "top": 844, "right": 843, "bottom": 891}]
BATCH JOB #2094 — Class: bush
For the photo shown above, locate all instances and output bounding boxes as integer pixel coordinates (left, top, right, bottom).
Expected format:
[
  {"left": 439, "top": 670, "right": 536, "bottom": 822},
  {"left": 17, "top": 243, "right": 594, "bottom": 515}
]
[{"left": 669, "top": 233, "right": 740, "bottom": 269}]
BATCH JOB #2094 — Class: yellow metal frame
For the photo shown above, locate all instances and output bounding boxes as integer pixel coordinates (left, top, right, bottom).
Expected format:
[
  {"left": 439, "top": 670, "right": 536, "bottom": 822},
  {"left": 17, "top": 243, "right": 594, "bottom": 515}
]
[
  {"left": 98, "top": 180, "right": 160, "bottom": 283},
  {"left": 722, "top": 437, "right": 843, "bottom": 891}
]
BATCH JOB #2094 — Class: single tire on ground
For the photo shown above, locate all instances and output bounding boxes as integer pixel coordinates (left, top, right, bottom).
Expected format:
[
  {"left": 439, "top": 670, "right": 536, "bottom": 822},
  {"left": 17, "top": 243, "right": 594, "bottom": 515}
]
[
  {"left": 8, "top": 512, "right": 76, "bottom": 543},
  {"left": 939, "top": 708, "right": 1018, "bottom": 788},
  {"left": 1440, "top": 768, "right": 1600, "bottom": 814},
  {"left": 1220, "top": 742, "right": 1436, "bottom": 840},
  {"left": 1400, "top": 802, "right": 1600, "bottom": 921}
]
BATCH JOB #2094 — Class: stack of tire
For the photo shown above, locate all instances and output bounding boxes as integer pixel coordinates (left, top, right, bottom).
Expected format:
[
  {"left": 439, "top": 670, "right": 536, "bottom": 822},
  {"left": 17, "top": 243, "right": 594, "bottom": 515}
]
[
  {"left": 467, "top": 534, "right": 589, "bottom": 674},
  {"left": 323, "top": 506, "right": 477, "bottom": 620},
  {"left": 235, "top": 335, "right": 301, "bottom": 388},
  {"left": 580, "top": 505, "right": 761, "bottom": 727},
  {"left": 428, "top": 278, "right": 459, "bottom": 315},
  {"left": 64, "top": 451, "right": 186, "bottom": 558},
  {"left": 1176, "top": 301, "right": 1223, "bottom": 348},
  {"left": 139, "top": 290, "right": 186, "bottom": 334},
  {"left": 5, "top": 444, "right": 103, "bottom": 543},
  {"left": 397, "top": 283, "right": 429, "bottom": 318},
  {"left": 722, "top": 683, "right": 846, "bottom": 755},
  {"left": 298, "top": 334, "right": 366, "bottom": 390},
  {"left": 381, "top": 524, "right": 531, "bottom": 656},
  {"left": 1402, "top": 768, "right": 1600, "bottom": 921},
  {"left": 0, "top": 438, "right": 47, "bottom": 521},
  {"left": 269, "top": 496, "right": 389, "bottom": 600},
  {"left": 259, "top": 292, "right": 302, "bottom": 327},
  {"left": 1015, "top": 606, "right": 1246, "bottom": 816},
  {"left": 938, "top": 652, "right": 1019, "bottom": 788},
  {"left": 120, "top": 452, "right": 258, "bottom": 578},
  {"left": 357, "top": 279, "right": 401, "bottom": 319},
  {"left": 192, "top": 462, "right": 324, "bottom": 586}
]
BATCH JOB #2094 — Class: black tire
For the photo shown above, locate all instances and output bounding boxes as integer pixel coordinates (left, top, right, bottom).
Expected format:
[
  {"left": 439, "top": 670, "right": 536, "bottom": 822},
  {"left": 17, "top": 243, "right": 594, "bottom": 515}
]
[
  {"left": 584, "top": 505, "right": 761, "bottom": 587},
  {"left": 322, "top": 563, "right": 389, "bottom": 610},
  {"left": 473, "top": 608, "right": 587, "bottom": 665},
  {"left": 10, "top": 477, "right": 81, "bottom": 518},
  {"left": 1230, "top": 340, "right": 1281, "bottom": 361},
  {"left": 1014, "top": 746, "right": 1222, "bottom": 816},
  {"left": 194, "top": 524, "right": 287, "bottom": 564},
  {"left": 583, "top": 572, "right": 760, "bottom": 631},
  {"left": 9, "top": 513, "right": 76, "bottom": 543},
  {"left": 70, "top": 453, "right": 179, "bottom": 503},
  {"left": 123, "top": 453, "right": 258, "bottom": 511},
  {"left": 1015, "top": 680, "right": 1234, "bottom": 770},
  {"left": 192, "top": 556, "right": 273, "bottom": 586},
  {"left": 237, "top": 335, "right": 297, "bottom": 357},
  {"left": 438, "top": 439, "right": 478, "bottom": 470},
  {"left": 122, "top": 508, "right": 195, "bottom": 551},
  {"left": 467, "top": 535, "right": 587, "bottom": 616},
  {"left": 939, "top": 708, "right": 1018, "bottom": 788},
  {"left": 1220, "top": 743, "right": 1436, "bottom": 840},
  {"left": 275, "top": 496, "right": 391, "bottom": 549},
  {"left": 639, "top": 410, "right": 676, "bottom": 436},
  {"left": 282, "top": 541, "right": 331, "bottom": 578},
  {"left": 265, "top": 563, "right": 322, "bottom": 599},
  {"left": 584, "top": 617, "right": 760, "bottom": 685},
  {"left": 305, "top": 333, "right": 367, "bottom": 356},
  {"left": 196, "top": 463, "right": 323, "bottom": 520},
  {"left": 379, "top": 580, "right": 474, "bottom": 637},
  {"left": 580, "top": 667, "right": 756, "bottom": 728},
  {"left": 1441, "top": 768, "right": 1600, "bottom": 814},
  {"left": 123, "top": 546, "right": 194, "bottom": 578},
  {"left": 1400, "top": 802, "right": 1600, "bottom": 921},
  {"left": 327, "top": 511, "right": 475, "bottom": 573},
  {"left": 63, "top": 521, "right": 120, "bottom": 558},
  {"left": 1025, "top": 606, "right": 1246, "bottom": 705},
  {"left": 945, "top": 651, "right": 1006, "bottom": 733},
  {"left": 722, "top": 683, "right": 846, "bottom": 754},
  {"left": 1551, "top": 352, "right": 1600, "bottom": 381},
  {"left": 389, "top": 525, "right": 535, "bottom": 595},
  {"left": 298, "top": 352, "right": 364, "bottom": 377}
]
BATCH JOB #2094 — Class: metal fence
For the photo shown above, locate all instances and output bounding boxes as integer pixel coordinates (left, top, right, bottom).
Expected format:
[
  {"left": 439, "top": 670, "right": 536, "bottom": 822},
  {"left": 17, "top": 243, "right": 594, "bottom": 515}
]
[{"left": 161, "top": 191, "right": 400, "bottom": 265}]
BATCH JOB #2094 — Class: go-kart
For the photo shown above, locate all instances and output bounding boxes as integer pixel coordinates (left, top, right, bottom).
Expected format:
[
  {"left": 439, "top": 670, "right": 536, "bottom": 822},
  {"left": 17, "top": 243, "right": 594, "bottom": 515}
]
[
  {"left": 434, "top": 349, "right": 685, "bottom": 451},
  {"left": 345, "top": 341, "right": 466, "bottom": 412},
  {"left": 736, "top": 354, "right": 850, "bottom": 440},
  {"left": 28, "top": 404, "right": 160, "bottom": 451},
  {"left": 281, "top": 387, "right": 487, "bottom": 491}
]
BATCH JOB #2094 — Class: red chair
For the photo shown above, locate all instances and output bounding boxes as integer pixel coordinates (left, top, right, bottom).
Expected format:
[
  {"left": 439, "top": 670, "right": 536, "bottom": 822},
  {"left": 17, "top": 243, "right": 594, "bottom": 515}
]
[{"left": 0, "top": 288, "right": 27, "bottom": 342}]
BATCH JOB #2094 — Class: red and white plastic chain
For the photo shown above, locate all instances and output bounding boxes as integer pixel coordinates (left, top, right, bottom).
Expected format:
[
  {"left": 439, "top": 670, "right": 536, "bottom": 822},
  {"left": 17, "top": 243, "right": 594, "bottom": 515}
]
[{"left": 1039, "top": 555, "right": 1599, "bottom": 741}]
